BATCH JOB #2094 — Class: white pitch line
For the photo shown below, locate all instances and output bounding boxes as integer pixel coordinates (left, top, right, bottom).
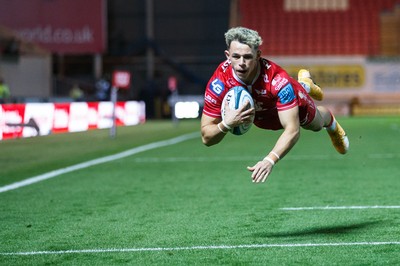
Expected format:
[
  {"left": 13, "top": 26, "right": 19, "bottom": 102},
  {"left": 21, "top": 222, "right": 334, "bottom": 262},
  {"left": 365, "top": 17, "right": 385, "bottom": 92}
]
[
  {"left": 1, "top": 241, "right": 400, "bottom": 256},
  {"left": 131, "top": 153, "right": 400, "bottom": 163},
  {"left": 280, "top": 206, "right": 400, "bottom": 211},
  {"left": 0, "top": 132, "right": 199, "bottom": 194}
]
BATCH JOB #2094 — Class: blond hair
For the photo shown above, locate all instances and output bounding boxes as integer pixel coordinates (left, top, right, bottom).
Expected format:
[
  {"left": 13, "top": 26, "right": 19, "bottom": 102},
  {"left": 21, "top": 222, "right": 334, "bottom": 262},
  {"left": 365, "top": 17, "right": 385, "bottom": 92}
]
[{"left": 224, "top": 27, "right": 263, "bottom": 50}]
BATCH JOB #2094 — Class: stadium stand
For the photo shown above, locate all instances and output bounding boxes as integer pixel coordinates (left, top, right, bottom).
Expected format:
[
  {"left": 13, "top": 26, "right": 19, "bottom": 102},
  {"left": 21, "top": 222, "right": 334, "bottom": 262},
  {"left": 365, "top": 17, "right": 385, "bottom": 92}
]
[
  {"left": 238, "top": 0, "right": 400, "bottom": 116},
  {"left": 380, "top": 3, "right": 400, "bottom": 55},
  {"left": 239, "top": 0, "right": 400, "bottom": 56}
]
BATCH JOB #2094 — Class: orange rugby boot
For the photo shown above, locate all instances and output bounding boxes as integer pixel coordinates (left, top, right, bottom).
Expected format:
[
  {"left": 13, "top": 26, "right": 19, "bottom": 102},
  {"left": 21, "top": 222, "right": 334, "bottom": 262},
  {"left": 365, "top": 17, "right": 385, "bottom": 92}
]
[
  {"left": 298, "top": 69, "right": 324, "bottom": 101},
  {"left": 326, "top": 119, "right": 349, "bottom": 154}
]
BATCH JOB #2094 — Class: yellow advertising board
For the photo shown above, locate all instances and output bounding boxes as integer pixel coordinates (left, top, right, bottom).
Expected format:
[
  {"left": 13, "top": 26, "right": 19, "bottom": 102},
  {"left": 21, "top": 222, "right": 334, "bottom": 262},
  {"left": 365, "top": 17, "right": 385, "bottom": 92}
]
[{"left": 284, "top": 65, "right": 365, "bottom": 89}]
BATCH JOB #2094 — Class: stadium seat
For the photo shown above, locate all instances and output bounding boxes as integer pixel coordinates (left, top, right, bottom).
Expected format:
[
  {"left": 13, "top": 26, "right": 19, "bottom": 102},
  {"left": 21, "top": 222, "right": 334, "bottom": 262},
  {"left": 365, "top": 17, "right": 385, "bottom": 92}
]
[{"left": 240, "top": 0, "right": 399, "bottom": 55}]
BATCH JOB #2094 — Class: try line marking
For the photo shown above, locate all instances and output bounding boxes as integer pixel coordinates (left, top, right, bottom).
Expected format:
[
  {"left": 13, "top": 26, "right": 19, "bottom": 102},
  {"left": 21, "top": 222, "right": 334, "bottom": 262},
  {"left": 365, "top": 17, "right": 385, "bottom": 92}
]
[
  {"left": 1, "top": 241, "right": 400, "bottom": 256},
  {"left": 280, "top": 206, "right": 400, "bottom": 211},
  {"left": 0, "top": 132, "right": 199, "bottom": 194}
]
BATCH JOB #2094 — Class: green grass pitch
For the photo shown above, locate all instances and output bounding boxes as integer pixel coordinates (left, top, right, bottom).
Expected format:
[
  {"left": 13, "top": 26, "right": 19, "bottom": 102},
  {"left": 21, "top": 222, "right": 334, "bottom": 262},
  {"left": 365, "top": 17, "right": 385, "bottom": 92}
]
[{"left": 0, "top": 117, "right": 399, "bottom": 265}]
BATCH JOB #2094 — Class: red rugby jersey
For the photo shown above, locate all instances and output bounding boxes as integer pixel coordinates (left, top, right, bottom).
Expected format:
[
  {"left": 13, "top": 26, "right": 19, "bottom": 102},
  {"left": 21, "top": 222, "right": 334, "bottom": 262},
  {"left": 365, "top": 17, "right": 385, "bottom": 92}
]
[{"left": 202, "top": 58, "right": 316, "bottom": 130}]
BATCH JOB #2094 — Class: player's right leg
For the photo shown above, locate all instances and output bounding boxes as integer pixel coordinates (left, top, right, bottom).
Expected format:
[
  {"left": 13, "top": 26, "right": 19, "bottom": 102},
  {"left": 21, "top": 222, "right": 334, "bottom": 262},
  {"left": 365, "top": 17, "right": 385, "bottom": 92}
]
[{"left": 298, "top": 69, "right": 324, "bottom": 101}]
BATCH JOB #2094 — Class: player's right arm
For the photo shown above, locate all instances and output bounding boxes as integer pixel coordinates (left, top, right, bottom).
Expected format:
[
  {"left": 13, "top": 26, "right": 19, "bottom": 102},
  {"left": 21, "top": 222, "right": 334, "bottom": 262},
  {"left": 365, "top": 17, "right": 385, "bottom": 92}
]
[
  {"left": 201, "top": 99, "right": 254, "bottom": 146},
  {"left": 202, "top": 68, "right": 230, "bottom": 146},
  {"left": 200, "top": 114, "right": 227, "bottom": 146},
  {"left": 202, "top": 62, "right": 249, "bottom": 146}
]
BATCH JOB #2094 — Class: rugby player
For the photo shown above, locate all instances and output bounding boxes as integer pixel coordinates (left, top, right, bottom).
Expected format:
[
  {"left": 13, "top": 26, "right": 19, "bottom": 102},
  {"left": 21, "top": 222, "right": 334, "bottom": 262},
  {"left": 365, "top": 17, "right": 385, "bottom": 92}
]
[{"left": 201, "top": 27, "right": 349, "bottom": 183}]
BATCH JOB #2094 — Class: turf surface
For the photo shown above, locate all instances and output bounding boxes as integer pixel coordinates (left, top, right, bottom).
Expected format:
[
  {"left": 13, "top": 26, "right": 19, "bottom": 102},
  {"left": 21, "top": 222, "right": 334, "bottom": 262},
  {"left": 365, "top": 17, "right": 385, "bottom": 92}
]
[{"left": 0, "top": 117, "right": 399, "bottom": 265}]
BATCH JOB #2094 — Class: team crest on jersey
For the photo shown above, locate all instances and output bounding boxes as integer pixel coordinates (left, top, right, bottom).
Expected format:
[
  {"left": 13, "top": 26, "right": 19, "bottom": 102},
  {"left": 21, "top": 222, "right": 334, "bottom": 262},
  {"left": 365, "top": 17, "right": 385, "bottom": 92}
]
[{"left": 227, "top": 78, "right": 236, "bottom": 87}]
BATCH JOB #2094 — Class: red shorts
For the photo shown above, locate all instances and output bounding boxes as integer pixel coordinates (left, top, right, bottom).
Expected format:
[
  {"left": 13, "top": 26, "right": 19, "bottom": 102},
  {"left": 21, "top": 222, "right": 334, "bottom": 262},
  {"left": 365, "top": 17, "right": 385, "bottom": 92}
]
[{"left": 253, "top": 92, "right": 317, "bottom": 131}]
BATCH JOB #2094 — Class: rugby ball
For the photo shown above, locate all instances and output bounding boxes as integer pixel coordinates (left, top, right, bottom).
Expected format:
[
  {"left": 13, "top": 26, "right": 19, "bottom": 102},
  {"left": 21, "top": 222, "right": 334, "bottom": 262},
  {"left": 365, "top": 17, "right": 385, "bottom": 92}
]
[{"left": 221, "top": 86, "right": 254, "bottom": 135}]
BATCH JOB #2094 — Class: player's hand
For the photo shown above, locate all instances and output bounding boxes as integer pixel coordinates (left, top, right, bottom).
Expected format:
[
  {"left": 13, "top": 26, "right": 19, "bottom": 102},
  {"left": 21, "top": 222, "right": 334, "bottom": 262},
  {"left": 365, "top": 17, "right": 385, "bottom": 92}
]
[
  {"left": 223, "top": 100, "right": 255, "bottom": 128},
  {"left": 247, "top": 160, "right": 274, "bottom": 183}
]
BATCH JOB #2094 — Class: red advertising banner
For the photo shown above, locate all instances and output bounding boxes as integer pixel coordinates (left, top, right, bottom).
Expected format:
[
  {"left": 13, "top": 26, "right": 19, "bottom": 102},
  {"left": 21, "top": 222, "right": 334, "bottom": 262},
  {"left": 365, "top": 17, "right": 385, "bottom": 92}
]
[
  {"left": 0, "top": 0, "right": 107, "bottom": 54},
  {"left": 0, "top": 104, "right": 26, "bottom": 139},
  {"left": 0, "top": 101, "right": 146, "bottom": 140},
  {"left": 53, "top": 103, "right": 70, "bottom": 133}
]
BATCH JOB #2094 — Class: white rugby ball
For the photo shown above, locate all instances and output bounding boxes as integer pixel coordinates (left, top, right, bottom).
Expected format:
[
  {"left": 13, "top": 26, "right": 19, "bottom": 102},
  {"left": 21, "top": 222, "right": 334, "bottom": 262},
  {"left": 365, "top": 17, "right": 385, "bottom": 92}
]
[{"left": 221, "top": 86, "right": 254, "bottom": 135}]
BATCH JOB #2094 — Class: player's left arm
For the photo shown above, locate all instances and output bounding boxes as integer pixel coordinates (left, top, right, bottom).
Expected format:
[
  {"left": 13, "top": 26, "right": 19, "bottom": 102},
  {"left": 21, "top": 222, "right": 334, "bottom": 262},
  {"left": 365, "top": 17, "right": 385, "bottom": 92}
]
[
  {"left": 247, "top": 81, "right": 300, "bottom": 183},
  {"left": 247, "top": 106, "right": 300, "bottom": 183},
  {"left": 272, "top": 82, "right": 302, "bottom": 160},
  {"left": 272, "top": 106, "right": 301, "bottom": 160}
]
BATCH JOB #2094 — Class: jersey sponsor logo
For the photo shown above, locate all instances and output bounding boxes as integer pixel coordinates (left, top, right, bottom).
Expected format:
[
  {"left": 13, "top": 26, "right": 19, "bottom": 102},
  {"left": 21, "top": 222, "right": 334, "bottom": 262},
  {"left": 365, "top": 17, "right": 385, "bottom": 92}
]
[
  {"left": 272, "top": 74, "right": 288, "bottom": 91},
  {"left": 205, "top": 93, "right": 217, "bottom": 104},
  {"left": 209, "top": 78, "right": 224, "bottom": 96},
  {"left": 221, "top": 60, "right": 230, "bottom": 72},
  {"left": 278, "top": 84, "right": 296, "bottom": 104}
]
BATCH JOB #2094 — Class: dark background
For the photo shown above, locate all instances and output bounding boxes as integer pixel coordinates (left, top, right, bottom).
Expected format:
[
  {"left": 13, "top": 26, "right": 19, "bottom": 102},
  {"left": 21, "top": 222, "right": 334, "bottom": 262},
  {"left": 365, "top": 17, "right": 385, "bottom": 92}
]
[{"left": 55, "top": 1, "right": 229, "bottom": 116}]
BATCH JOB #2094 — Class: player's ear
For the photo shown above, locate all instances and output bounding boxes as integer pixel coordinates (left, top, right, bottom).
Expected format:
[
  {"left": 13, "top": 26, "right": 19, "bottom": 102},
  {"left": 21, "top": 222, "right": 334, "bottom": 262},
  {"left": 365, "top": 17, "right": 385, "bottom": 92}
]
[
  {"left": 224, "top": 50, "right": 230, "bottom": 60},
  {"left": 256, "top": 49, "right": 261, "bottom": 59}
]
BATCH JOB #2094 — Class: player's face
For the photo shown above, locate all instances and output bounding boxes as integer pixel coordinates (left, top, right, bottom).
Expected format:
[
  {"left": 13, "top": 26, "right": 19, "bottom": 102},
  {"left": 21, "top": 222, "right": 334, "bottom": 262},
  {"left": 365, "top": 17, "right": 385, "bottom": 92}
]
[{"left": 225, "top": 41, "right": 260, "bottom": 84}]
